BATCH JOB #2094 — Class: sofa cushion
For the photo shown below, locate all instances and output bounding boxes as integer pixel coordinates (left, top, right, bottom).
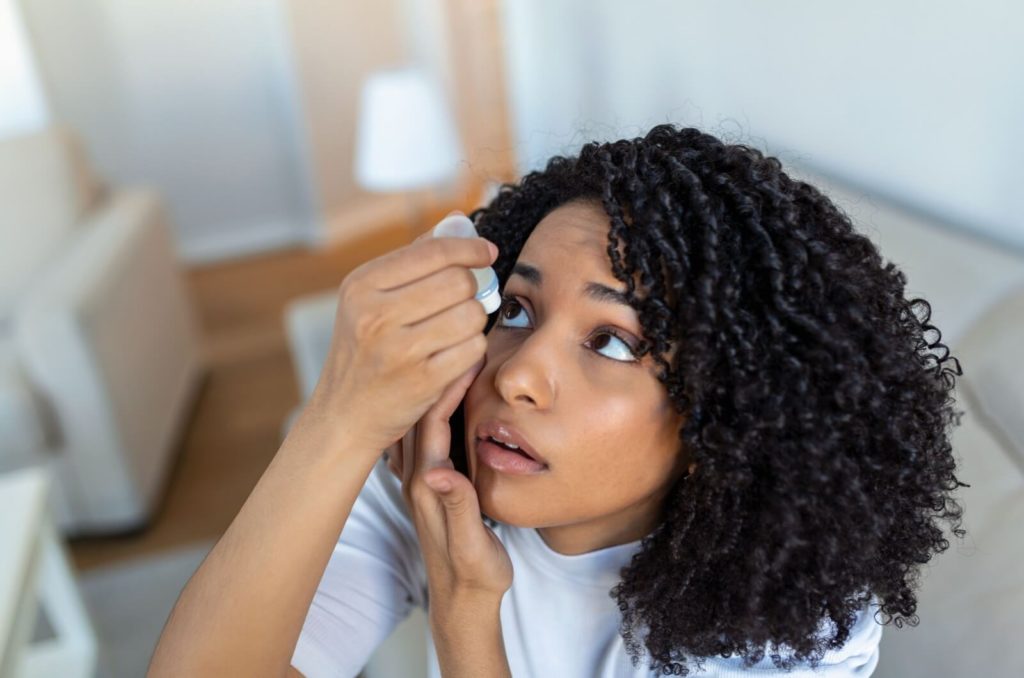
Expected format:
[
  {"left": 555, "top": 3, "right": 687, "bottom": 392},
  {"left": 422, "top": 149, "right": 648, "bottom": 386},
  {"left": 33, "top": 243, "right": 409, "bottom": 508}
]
[
  {"left": 954, "top": 283, "right": 1024, "bottom": 474},
  {"left": 0, "top": 125, "right": 103, "bottom": 320},
  {"left": 875, "top": 377, "right": 1024, "bottom": 677},
  {"left": 0, "top": 338, "right": 48, "bottom": 469}
]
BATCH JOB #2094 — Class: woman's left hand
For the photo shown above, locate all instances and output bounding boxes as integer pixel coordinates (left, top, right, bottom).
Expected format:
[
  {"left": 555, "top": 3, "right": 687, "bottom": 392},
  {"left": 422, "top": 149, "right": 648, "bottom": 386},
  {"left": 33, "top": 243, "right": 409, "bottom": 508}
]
[{"left": 396, "top": 356, "right": 514, "bottom": 602}]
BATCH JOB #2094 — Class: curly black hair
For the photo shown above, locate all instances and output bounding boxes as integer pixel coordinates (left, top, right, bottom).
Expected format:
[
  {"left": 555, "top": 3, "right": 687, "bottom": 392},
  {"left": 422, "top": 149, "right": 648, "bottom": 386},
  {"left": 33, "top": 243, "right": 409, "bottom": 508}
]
[{"left": 459, "top": 124, "right": 969, "bottom": 674}]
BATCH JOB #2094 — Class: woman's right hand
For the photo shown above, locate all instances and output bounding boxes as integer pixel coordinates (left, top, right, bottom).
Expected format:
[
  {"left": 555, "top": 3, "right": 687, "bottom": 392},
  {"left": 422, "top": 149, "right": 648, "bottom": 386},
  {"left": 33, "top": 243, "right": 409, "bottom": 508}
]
[{"left": 305, "top": 214, "right": 498, "bottom": 455}]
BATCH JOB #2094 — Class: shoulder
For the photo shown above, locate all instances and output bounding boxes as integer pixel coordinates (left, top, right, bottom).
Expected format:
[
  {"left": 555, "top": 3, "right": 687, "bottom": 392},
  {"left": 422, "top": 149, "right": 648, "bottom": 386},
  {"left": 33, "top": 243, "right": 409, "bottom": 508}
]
[
  {"left": 699, "top": 595, "right": 883, "bottom": 676},
  {"left": 784, "top": 595, "right": 884, "bottom": 675},
  {"left": 821, "top": 594, "right": 884, "bottom": 672}
]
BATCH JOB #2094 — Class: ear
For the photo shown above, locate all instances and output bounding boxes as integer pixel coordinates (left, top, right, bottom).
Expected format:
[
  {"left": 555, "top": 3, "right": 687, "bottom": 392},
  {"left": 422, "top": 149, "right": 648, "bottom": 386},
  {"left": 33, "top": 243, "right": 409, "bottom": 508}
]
[{"left": 672, "top": 448, "right": 697, "bottom": 482}]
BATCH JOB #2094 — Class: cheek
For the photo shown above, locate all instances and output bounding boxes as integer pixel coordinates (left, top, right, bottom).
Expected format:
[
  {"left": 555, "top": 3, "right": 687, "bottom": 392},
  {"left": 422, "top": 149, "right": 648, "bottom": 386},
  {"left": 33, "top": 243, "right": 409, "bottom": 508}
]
[
  {"left": 569, "top": 401, "right": 638, "bottom": 463},
  {"left": 577, "top": 392, "right": 644, "bottom": 446},
  {"left": 571, "top": 395, "right": 678, "bottom": 476}
]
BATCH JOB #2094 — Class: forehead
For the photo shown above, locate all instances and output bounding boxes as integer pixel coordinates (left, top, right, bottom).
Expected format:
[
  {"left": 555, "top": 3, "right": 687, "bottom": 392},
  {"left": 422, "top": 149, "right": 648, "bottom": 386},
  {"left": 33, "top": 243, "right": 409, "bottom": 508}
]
[{"left": 519, "top": 200, "right": 617, "bottom": 269}]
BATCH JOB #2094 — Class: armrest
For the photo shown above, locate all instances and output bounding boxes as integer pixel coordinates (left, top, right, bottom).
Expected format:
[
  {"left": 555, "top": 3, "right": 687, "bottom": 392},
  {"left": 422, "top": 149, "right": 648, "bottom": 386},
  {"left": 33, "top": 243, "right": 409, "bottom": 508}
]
[
  {"left": 11, "top": 189, "right": 203, "bottom": 528},
  {"left": 0, "top": 340, "right": 48, "bottom": 469}
]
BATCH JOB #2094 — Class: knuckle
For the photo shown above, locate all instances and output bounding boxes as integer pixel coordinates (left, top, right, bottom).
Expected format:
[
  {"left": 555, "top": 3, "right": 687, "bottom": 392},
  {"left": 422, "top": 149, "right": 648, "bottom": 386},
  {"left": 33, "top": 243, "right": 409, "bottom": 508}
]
[
  {"left": 408, "top": 480, "right": 434, "bottom": 505},
  {"left": 339, "top": 276, "right": 367, "bottom": 311},
  {"left": 473, "top": 333, "right": 488, "bottom": 355},
  {"left": 422, "top": 361, "right": 445, "bottom": 389},
  {"left": 462, "top": 269, "right": 478, "bottom": 299},
  {"left": 458, "top": 301, "right": 481, "bottom": 332},
  {"left": 354, "top": 307, "right": 388, "bottom": 340},
  {"left": 338, "top": 276, "right": 357, "bottom": 303},
  {"left": 342, "top": 264, "right": 363, "bottom": 286},
  {"left": 407, "top": 325, "right": 436, "bottom": 359},
  {"left": 445, "top": 495, "right": 468, "bottom": 515},
  {"left": 441, "top": 266, "right": 473, "bottom": 300},
  {"left": 452, "top": 550, "right": 476, "bottom": 571},
  {"left": 430, "top": 239, "right": 455, "bottom": 269},
  {"left": 469, "top": 300, "right": 488, "bottom": 331}
]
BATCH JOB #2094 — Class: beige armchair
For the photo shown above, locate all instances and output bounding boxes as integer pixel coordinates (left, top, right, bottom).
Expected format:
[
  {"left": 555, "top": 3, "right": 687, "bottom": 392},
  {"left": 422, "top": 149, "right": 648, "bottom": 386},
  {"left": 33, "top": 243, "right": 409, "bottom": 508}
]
[{"left": 0, "top": 125, "right": 204, "bottom": 536}]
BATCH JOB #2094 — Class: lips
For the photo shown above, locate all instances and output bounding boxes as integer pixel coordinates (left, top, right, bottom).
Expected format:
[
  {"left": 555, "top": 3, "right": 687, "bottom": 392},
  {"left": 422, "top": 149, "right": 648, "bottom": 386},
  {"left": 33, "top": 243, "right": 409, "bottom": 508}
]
[{"left": 474, "top": 419, "right": 547, "bottom": 466}]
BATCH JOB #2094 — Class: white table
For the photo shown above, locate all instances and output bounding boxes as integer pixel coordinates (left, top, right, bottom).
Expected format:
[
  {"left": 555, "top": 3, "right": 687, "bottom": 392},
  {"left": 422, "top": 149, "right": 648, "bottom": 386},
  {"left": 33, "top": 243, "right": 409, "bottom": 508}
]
[{"left": 0, "top": 466, "right": 96, "bottom": 678}]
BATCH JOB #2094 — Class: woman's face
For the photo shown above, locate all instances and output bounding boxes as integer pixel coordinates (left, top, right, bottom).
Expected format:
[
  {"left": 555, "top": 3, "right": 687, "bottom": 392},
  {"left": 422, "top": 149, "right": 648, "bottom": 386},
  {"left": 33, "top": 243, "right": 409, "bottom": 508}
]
[{"left": 463, "top": 200, "right": 694, "bottom": 555}]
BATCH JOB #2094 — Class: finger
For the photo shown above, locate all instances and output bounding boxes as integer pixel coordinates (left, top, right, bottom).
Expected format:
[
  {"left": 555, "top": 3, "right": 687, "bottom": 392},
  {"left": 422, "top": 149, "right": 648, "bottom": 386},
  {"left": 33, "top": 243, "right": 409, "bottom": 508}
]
[
  {"left": 368, "top": 231, "right": 495, "bottom": 293},
  {"left": 399, "top": 294, "right": 487, "bottom": 352},
  {"left": 415, "top": 357, "right": 485, "bottom": 474},
  {"left": 405, "top": 417, "right": 455, "bottom": 481},
  {"left": 387, "top": 268, "right": 486, "bottom": 331},
  {"left": 423, "top": 469, "right": 492, "bottom": 553}
]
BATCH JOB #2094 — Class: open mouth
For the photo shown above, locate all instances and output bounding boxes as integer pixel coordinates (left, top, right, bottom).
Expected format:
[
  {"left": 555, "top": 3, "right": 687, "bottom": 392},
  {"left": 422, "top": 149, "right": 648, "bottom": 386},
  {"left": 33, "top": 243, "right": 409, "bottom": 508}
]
[
  {"left": 485, "top": 435, "right": 534, "bottom": 458},
  {"left": 475, "top": 436, "right": 548, "bottom": 474}
]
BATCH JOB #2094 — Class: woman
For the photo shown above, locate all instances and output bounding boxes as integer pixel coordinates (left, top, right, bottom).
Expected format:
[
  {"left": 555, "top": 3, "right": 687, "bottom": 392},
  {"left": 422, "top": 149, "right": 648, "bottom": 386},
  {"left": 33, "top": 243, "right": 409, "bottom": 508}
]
[{"left": 150, "top": 124, "right": 967, "bottom": 677}]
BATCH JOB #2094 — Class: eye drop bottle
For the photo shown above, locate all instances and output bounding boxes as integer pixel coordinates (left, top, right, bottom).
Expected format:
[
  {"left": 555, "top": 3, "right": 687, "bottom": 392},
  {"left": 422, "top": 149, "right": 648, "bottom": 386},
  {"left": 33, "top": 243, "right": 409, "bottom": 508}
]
[{"left": 432, "top": 213, "right": 502, "bottom": 314}]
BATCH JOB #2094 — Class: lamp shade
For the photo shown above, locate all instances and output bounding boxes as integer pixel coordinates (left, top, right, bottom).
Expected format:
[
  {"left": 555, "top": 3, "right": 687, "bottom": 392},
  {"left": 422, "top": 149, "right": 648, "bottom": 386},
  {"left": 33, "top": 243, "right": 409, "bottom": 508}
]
[{"left": 354, "top": 67, "right": 464, "bottom": 192}]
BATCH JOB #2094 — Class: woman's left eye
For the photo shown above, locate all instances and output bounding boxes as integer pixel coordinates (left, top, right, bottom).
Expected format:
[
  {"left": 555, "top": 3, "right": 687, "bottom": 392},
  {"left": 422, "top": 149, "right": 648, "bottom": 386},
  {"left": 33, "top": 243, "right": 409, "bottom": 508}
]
[{"left": 495, "top": 294, "right": 638, "bottom": 363}]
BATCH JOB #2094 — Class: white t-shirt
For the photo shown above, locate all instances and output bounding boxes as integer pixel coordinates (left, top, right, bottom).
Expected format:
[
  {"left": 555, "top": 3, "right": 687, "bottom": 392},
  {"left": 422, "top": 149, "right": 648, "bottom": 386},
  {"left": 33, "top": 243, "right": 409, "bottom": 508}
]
[{"left": 291, "top": 457, "right": 883, "bottom": 677}]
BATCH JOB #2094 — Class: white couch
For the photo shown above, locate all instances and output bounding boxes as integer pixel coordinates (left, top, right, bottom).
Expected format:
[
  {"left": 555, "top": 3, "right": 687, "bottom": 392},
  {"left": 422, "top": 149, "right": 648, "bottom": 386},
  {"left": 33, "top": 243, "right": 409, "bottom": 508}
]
[
  {"left": 798, "top": 170, "right": 1024, "bottom": 677},
  {"left": 0, "top": 126, "right": 204, "bottom": 536},
  {"left": 284, "top": 167, "right": 1024, "bottom": 677}
]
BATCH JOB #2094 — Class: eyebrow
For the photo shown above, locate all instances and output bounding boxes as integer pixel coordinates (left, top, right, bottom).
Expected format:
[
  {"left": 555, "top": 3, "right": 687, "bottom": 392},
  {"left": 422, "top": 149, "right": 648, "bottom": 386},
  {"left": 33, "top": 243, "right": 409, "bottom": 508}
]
[{"left": 510, "top": 262, "right": 632, "bottom": 308}]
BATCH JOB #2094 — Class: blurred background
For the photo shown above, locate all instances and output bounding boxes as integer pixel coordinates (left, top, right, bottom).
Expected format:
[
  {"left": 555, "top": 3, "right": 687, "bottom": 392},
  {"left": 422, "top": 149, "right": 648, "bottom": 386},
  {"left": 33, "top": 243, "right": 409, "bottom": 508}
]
[{"left": 1, "top": 1, "right": 1021, "bottom": 677}]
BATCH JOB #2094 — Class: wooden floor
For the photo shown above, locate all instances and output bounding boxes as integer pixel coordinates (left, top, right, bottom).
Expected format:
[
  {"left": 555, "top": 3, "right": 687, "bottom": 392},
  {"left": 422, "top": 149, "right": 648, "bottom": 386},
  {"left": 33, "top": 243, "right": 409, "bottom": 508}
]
[{"left": 68, "top": 205, "right": 462, "bottom": 570}]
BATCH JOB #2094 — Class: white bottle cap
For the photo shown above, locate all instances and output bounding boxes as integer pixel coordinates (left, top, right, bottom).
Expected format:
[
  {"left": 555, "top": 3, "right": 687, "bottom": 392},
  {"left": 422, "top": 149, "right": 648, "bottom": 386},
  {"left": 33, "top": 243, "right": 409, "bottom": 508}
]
[
  {"left": 432, "top": 214, "right": 502, "bottom": 314},
  {"left": 432, "top": 213, "right": 478, "bottom": 238}
]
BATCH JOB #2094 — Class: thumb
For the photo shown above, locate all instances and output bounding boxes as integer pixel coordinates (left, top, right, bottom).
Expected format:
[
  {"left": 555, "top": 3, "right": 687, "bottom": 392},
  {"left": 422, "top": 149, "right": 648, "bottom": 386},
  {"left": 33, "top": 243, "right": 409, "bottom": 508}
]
[
  {"left": 417, "top": 357, "right": 485, "bottom": 470},
  {"left": 424, "top": 470, "right": 478, "bottom": 522}
]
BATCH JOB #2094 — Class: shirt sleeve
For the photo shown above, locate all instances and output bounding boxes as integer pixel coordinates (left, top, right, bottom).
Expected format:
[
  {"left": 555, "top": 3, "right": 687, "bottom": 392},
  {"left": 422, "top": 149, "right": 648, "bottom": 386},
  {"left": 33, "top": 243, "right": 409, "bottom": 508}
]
[
  {"left": 700, "top": 594, "right": 883, "bottom": 676},
  {"left": 291, "top": 456, "right": 427, "bottom": 678},
  {"left": 782, "top": 595, "right": 883, "bottom": 677}
]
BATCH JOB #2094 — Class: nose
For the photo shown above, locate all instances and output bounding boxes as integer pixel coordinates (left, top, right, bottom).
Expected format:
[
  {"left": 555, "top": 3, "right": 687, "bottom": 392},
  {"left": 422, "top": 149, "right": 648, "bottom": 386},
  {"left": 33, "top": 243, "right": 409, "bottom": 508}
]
[{"left": 492, "top": 330, "right": 556, "bottom": 409}]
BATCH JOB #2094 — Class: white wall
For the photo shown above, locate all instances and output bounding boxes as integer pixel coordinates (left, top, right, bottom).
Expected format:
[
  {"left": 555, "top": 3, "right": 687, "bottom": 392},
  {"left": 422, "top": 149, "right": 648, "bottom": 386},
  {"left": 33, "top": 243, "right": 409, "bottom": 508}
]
[
  {"left": 0, "top": 0, "right": 48, "bottom": 138},
  {"left": 18, "top": 0, "right": 317, "bottom": 263},
  {"left": 501, "top": 0, "right": 1024, "bottom": 250}
]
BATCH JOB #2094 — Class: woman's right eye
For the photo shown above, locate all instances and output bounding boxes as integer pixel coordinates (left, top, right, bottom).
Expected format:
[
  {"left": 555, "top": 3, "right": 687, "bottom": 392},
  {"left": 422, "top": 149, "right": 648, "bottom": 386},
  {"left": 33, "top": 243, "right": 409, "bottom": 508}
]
[{"left": 496, "top": 294, "right": 530, "bottom": 329}]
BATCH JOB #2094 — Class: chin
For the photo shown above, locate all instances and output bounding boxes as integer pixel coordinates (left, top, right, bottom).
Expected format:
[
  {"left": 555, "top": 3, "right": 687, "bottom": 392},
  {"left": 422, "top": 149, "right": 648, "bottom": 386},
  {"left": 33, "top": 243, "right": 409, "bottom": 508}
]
[
  {"left": 474, "top": 477, "right": 548, "bottom": 528},
  {"left": 478, "top": 504, "right": 539, "bottom": 528}
]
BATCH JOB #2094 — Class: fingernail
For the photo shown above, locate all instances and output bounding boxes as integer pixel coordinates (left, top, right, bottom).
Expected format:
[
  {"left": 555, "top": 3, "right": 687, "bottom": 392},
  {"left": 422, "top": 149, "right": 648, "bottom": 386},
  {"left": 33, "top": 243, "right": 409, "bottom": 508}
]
[{"left": 485, "top": 240, "right": 499, "bottom": 259}]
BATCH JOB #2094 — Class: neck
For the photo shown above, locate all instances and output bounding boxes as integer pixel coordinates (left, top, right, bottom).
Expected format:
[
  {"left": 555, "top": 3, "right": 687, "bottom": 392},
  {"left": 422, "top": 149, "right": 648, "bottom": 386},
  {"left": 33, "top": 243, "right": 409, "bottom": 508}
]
[{"left": 535, "top": 489, "right": 666, "bottom": 555}]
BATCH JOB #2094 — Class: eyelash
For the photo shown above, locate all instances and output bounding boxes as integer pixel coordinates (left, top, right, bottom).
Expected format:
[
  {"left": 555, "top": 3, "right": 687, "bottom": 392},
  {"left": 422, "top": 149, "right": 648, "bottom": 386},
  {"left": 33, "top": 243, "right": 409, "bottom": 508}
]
[{"left": 494, "top": 293, "right": 640, "bottom": 364}]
